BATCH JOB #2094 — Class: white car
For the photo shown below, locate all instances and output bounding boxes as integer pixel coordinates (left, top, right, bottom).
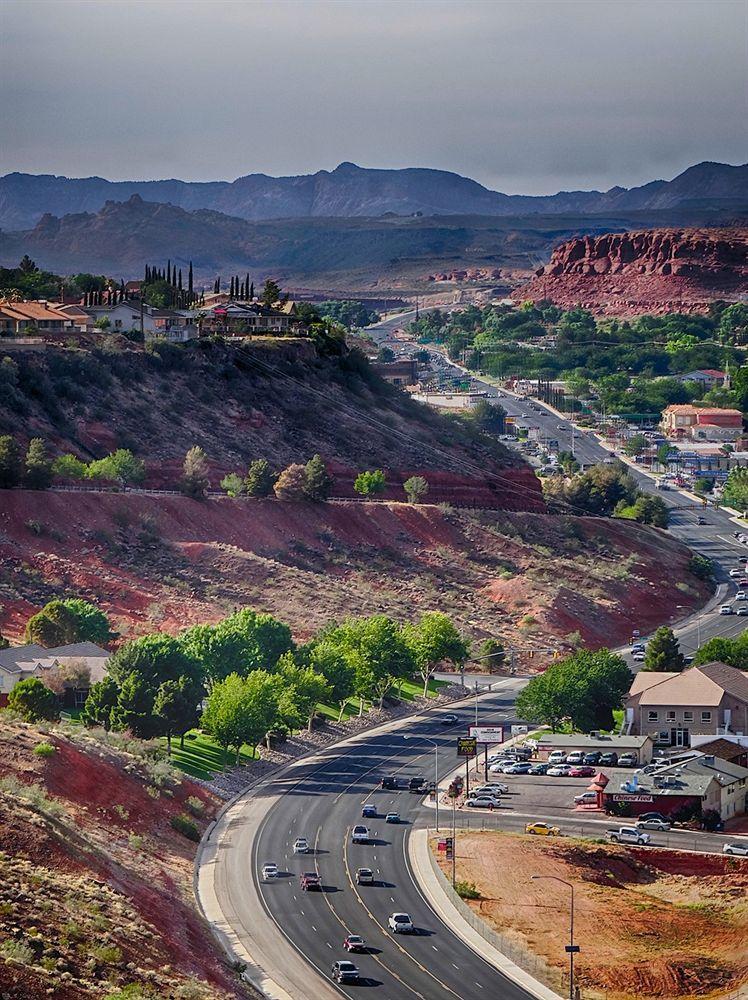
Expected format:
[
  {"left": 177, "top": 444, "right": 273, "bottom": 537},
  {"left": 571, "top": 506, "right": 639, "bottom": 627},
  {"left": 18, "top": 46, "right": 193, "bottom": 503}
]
[
  {"left": 262, "top": 863, "right": 279, "bottom": 880},
  {"left": 351, "top": 825, "right": 369, "bottom": 844},
  {"left": 293, "top": 838, "right": 309, "bottom": 854},
  {"left": 636, "top": 817, "right": 671, "bottom": 832},
  {"left": 729, "top": 568, "right": 742, "bottom": 578},
  {"left": 547, "top": 751, "right": 567, "bottom": 764},
  {"left": 720, "top": 605, "right": 734, "bottom": 615},
  {"left": 723, "top": 842, "right": 748, "bottom": 856},
  {"left": 465, "top": 795, "right": 502, "bottom": 808},
  {"left": 547, "top": 764, "right": 573, "bottom": 777},
  {"left": 488, "top": 762, "right": 513, "bottom": 773},
  {"left": 474, "top": 782, "right": 508, "bottom": 795},
  {"left": 736, "top": 592, "right": 748, "bottom": 601},
  {"left": 573, "top": 791, "right": 598, "bottom": 806},
  {"left": 632, "top": 652, "right": 646, "bottom": 662},
  {"left": 388, "top": 912, "right": 415, "bottom": 934}
]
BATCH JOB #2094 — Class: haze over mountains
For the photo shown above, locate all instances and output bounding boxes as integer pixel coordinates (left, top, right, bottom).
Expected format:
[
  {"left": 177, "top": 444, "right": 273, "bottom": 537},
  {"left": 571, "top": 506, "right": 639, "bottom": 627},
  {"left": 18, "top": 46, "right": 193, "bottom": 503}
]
[{"left": 1, "top": 160, "right": 746, "bottom": 231}]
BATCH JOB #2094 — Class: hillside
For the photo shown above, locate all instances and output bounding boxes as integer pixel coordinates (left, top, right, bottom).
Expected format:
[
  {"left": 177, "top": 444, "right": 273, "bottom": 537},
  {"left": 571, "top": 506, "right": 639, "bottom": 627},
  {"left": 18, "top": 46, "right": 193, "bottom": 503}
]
[
  {"left": 1, "top": 160, "right": 746, "bottom": 230},
  {"left": 1, "top": 195, "right": 744, "bottom": 294},
  {"left": 0, "top": 491, "right": 711, "bottom": 656},
  {"left": 521, "top": 227, "right": 748, "bottom": 315},
  {"left": 0, "top": 717, "right": 246, "bottom": 999},
  {"left": 0, "top": 339, "right": 539, "bottom": 508}
]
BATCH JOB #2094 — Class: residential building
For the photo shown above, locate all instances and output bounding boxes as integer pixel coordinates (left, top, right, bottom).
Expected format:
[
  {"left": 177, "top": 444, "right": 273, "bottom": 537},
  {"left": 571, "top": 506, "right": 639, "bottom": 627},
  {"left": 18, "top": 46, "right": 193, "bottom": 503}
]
[
  {"left": 81, "top": 302, "right": 196, "bottom": 341},
  {"left": 0, "top": 300, "right": 75, "bottom": 337},
  {"left": 624, "top": 660, "right": 748, "bottom": 748},
  {"left": 603, "top": 752, "right": 748, "bottom": 821},
  {"left": 533, "top": 732, "right": 654, "bottom": 763},
  {"left": 0, "top": 641, "right": 110, "bottom": 708},
  {"left": 372, "top": 359, "right": 419, "bottom": 386},
  {"left": 677, "top": 369, "right": 727, "bottom": 389},
  {"left": 199, "top": 301, "right": 301, "bottom": 336},
  {"left": 660, "top": 404, "right": 743, "bottom": 442}
]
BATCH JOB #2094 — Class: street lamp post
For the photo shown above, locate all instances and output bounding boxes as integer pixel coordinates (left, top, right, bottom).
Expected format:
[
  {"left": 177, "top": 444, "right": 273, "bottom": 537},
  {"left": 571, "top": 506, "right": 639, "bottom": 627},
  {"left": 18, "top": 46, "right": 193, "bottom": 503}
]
[
  {"left": 531, "top": 875, "right": 577, "bottom": 1000},
  {"left": 403, "top": 735, "right": 440, "bottom": 832}
]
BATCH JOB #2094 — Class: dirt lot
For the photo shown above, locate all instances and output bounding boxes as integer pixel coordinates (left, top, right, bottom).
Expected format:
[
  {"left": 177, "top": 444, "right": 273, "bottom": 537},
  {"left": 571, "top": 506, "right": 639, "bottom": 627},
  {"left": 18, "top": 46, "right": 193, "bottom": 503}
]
[{"left": 436, "top": 831, "right": 748, "bottom": 1000}]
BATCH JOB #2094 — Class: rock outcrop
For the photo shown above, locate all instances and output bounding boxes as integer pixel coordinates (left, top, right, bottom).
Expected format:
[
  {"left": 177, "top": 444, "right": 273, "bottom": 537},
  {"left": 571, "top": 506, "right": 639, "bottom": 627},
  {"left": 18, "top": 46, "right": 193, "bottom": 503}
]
[{"left": 521, "top": 227, "right": 748, "bottom": 315}]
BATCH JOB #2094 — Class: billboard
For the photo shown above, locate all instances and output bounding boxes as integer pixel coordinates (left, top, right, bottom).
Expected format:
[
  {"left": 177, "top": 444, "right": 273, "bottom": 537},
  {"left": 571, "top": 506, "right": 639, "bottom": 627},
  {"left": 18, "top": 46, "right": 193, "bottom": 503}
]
[
  {"left": 468, "top": 726, "right": 504, "bottom": 743},
  {"left": 456, "top": 737, "right": 477, "bottom": 758}
]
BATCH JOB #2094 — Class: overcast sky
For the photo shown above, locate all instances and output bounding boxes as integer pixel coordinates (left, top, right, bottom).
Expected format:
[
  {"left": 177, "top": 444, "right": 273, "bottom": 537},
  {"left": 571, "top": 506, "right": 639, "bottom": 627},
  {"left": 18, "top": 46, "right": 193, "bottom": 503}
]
[{"left": 1, "top": 0, "right": 746, "bottom": 195}]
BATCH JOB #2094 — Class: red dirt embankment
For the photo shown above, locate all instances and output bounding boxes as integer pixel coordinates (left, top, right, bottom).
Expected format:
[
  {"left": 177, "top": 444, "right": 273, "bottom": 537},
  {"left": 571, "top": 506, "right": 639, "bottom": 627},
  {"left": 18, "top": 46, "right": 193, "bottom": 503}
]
[
  {"left": 0, "top": 490, "right": 711, "bottom": 653},
  {"left": 0, "top": 719, "right": 245, "bottom": 999}
]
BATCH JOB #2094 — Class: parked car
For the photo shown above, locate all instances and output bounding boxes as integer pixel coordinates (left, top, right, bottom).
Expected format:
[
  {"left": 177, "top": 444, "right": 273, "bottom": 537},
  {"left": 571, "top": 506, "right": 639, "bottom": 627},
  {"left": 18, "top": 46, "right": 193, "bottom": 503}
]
[
  {"left": 261, "top": 863, "right": 279, "bottom": 880},
  {"left": 607, "top": 826, "right": 651, "bottom": 845},
  {"left": 573, "top": 791, "right": 598, "bottom": 806},
  {"left": 525, "top": 821, "right": 560, "bottom": 836},
  {"left": 548, "top": 751, "right": 567, "bottom": 764},
  {"left": 637, "top": 812, "right": 669, "bottom": 825},
  {"left": 293, "top": 838, "right": 309, "bottom": 854},
  {"left": 474, "top": 783, "right": 507, "bottom": 795},
  {"left": 512, "top": 746, "right": 533, "bottom": 761},
  {"left": 636, "top": 817, "right": 671, "bottom": 831},
  {"left": 343, "top": 935, "right": 366, "bottom": 953},
  {"left": 385, "top": 812, "right": 401, "bottom": 824},
  {"left": 618, "top": 752, "right": 638, "bottom": 767},
  {"left": 388, "top": 912, "right": 415, "bottom": 934},
  {"left": 599, "top": 752, "right": 619, "bottom": 767},
  {"left": 547, "top": 764, "right": 573, "bottom": 777},
  {"left": 465, "top": 795, "right": 502, "bottom": 808},
  {"left": 361, "top": 803, "right": 377, "bottom": 818},
  {"left": 331, "top": 960, "right": 360, "bottom": 983},
  {"left": 355, "top": 867, "right": 374, "bottom": 885},
  {"left": 529, "top": 763, "right": 550, "bottom": 775},
  {"left": 566, "top": 751, "right": 585, "bottom": 764},
  {"left": 583, "top": 751, "right": 602, "bottom": 765},
  {"left": 722, "top": 842, "right": 748, "bottom": 856},
  {"left": 569, "top": 765, "right": 596, "bottom": 777},
  {"left": 300, "top": 872, "right": 322, "bottom": 891},
  {"left": 729, "top": 568, "right": 742, "bottom": 578},
  {"left": 351, "top": 826, "right": 369, "bottom": 844},
  {"left": 502, "top": 762, "right": 533, "bottom": 774}
]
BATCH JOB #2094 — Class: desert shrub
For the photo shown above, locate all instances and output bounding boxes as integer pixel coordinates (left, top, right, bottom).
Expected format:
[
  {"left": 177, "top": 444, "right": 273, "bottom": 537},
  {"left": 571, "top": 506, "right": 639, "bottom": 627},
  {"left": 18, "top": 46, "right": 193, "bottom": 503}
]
[
  {"left": 128, "top": 833, "right": 144, "bottom": 851},
  {"left": 91, "top": 943, "right": 123, "bottom": 964},
  {"left": 113, "top": 804, "right": 130, "bottom": 821},
  {"left": 33, "top": 741, "right": 56, "bottom": 757},
  {"left": 688, "top": 553, "right": 714, "bottom": 582},
  {"left": 0, "top": 777, "right": 66, "bottom": 818},
  {"left": 454, "top": 880, "right": 481, "bottom": 900},
  {"left": 185, "top": 795, "right": 205, "bottom": 817},
  {"left": 0, "top": 939, "right": 35, "bottom": 964},
  {"left": 171, "top": 813, "right": 200, "bottom": 842}
]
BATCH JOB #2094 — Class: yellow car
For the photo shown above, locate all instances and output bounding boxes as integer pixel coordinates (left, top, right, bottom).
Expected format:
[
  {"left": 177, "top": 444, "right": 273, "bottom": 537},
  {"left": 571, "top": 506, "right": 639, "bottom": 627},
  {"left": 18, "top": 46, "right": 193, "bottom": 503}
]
[{"left": 525, "top": 821, "right": 561, "bottom": 837}]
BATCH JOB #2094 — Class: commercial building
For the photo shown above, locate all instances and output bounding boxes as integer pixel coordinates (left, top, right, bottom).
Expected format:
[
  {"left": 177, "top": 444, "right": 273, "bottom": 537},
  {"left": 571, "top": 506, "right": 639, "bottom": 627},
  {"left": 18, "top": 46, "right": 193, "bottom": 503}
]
[
  {"left": 661, "top": 404, "right": 743, "bottom": 442},
  {"left": 624, "top": 661, "right": 748, "bottom": 748},
  {"left": 603, "top": 753, "right": 748, "bottom": 821},
  {"left": 372, "top": 359, "right": 419, "bottom": 386},
  {"left": 533, "top": 732, "right": 654, "bottom": 763}
]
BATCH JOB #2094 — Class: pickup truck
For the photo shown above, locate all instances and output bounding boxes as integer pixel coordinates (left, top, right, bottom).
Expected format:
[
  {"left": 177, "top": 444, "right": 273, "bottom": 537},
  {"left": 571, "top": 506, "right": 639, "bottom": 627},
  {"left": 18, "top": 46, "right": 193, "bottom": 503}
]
[{"left": 606, "top": 826, "right": 651, "bottom": 846}]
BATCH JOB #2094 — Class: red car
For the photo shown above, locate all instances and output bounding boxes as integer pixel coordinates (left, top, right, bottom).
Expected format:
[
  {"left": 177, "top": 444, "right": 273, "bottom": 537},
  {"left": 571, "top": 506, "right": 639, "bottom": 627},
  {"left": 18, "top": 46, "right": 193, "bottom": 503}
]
[
  {"left": 300, "top": 872, "right": 321, "bottom": 891},
  {"left": 569, "top": 765, "right": 596, "bottom": 778},
  {"left": 343, "top": 935, "right": 366, "bottom": 952}
]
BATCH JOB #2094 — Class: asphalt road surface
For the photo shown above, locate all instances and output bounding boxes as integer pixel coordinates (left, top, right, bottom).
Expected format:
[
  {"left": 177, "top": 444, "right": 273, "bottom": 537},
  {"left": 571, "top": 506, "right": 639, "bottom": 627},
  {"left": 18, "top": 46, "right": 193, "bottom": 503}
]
[{"left": 241, "top": 684, "right": 534, "bottom": 1000}]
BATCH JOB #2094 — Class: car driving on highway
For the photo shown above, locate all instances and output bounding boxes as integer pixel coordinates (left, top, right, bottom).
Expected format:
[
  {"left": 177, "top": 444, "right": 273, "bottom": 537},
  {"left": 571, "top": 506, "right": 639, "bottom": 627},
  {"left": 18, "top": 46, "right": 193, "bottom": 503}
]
[
  {"left": 343, "top": 935, "right": 366, "bottom": 953},
  {"left": 388, "top": 912, "right": 415, "bottom": 934},
  {"left": 723, "top": 842, "right": 748, "bottom": 856},
  {"left": 261, "top": 863, "right": 279, "bottom": 880},
  {"left": 440, "top": 713, "right": 459, "bottom": 725},
  {"left": 293, "top": 837, "right": 309, "bottom": 854},
  {"left": 525, "top": 821, "right": 561, "bottom": 837},
  {"left": 361, "top": 803, "right": 377, "bottom": 818},
  {"left": 351, "top": 825, "right": 370, "bottom": 844},
  {"left": 385, "top": 812, "right": 401, "bottom": 824},
  {"left": 300, "top": 872, "right": 321, "bottom": 891},
  {"left": 332, "top": 960, "right": 360, "bottom": 983},
  {"left": 355, "top": 867, "right": 374, "bottom": 884}
]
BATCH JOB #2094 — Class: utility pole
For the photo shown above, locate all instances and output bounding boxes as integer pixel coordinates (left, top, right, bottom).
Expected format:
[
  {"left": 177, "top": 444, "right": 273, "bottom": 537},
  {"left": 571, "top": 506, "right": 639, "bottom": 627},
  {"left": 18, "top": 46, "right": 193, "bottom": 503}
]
[
  {"left": 451, "top": 794, "right": 457, "bottom": 887},
  {"left": 532, "top": 876, "right": 577, "bottom": 1000}
]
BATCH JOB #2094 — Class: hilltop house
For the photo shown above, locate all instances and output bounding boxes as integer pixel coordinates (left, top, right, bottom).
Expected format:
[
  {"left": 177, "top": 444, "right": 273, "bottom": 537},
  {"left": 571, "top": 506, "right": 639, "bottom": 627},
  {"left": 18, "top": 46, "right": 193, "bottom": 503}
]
[
  {"left": 0, "top": 641, "right": 110, "bottom": 708},
  {"left": 677, "top": 369, "right": 727, "bottom": 389},
  {"left": 198, "top": 301, "right": 302, "bottom": 336},
  {"left": 0, "top": 300, "right": 75, "bottom": 337},
  {"left": 623, "top": 660, "right": 748, "bottom": 748},
  {"left": 660, "top": 404, "right": 743, "bottom": 442}
]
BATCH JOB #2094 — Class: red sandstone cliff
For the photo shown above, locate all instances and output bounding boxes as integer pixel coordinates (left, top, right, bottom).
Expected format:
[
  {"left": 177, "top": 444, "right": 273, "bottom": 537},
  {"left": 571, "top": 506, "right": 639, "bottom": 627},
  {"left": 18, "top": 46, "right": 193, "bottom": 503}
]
[{"left": 521, "top": 227, "right": 747, "bottom": 315}]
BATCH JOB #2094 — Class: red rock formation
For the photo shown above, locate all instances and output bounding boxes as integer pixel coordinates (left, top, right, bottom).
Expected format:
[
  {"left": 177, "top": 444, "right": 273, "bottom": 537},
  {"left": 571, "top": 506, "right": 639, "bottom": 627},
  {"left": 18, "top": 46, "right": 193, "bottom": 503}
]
[{"left": 520, "top": 227, "right": 747, "bottom": 315}]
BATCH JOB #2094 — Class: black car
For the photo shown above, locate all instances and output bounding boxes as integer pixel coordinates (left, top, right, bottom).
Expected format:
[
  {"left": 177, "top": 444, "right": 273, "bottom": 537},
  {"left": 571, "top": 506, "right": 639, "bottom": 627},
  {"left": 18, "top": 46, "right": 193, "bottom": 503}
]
[
  {"left": 583, "top": 751, "right": 602, "bottom": 765},
  {"left": 381, "top": 776, "right": 398, "bottom": 790},
  {"left": 408, "top": 776, "right": 425, "bottom": 792},
  {"left": 599, "top": 752, "right": 618, "bottom": 766},
  {"left": 528, "top": 762, "right": 549, "bottom": 775}
]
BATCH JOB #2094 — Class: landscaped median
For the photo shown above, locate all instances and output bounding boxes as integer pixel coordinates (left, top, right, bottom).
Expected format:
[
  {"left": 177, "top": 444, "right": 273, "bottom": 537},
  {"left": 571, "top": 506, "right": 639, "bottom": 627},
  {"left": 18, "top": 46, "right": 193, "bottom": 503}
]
[{"left": 418, "top": 827, "right": 748, "bottom": 1000}]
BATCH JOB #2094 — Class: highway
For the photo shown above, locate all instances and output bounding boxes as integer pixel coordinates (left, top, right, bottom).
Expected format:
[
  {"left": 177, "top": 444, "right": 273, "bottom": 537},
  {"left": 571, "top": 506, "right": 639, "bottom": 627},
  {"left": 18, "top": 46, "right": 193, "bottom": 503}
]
[{"left": 213, "top": 682, "right": 540, "bottom": 1000}]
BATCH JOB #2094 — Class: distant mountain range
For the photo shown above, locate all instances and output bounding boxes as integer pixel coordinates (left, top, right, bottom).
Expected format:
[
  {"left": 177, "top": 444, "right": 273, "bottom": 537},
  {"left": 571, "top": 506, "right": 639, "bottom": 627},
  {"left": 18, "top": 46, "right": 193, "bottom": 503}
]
[{"left": 1, "top": 160, "right": 746, "bottom": 231}]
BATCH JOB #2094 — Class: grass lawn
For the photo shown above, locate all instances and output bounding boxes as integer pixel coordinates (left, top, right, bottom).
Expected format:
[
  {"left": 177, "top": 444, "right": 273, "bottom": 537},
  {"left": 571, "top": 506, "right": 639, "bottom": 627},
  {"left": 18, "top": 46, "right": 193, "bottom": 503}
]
[
  {"left": 163, "top": 677, "right": 449, "bottom": 779},
  {"left": 162, "top": 730, "right": 259, "bottom": 780}
]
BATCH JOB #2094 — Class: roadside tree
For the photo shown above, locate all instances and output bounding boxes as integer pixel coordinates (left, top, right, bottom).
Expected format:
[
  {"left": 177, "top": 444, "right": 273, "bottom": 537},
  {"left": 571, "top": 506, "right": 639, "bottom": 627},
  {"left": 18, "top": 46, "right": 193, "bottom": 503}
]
[
  {"left": 643, "top": 627, "right": 686, "bottom": 672},
  {"left": 154, "top": 676, "right": 202, "bottom": 753},
  {"left": 220, "top": 472, "right": 244, "bottom": 497},
  {"left": 274, "top": 463, "right": 308, "bottom": 501},
  {"left": 304, "top": 454, "right": 332, "bottom": 501},
  {"left": 354, "top": 469, "right": 386, "bottom": 498},
  {"left": 0, "top": 435, "right": 22, "bottom": 488},
  {"left": 402, "top": 612, "right": 469, "bottom": 697}
]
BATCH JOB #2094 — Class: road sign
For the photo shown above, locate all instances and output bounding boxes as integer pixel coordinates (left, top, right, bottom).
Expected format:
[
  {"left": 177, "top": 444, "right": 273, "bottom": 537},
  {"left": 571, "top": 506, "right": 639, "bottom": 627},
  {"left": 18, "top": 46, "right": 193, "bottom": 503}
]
[
  {"left": 456, "top": 737, "right": 477, "bottom": 758},
  {"left": 468, "top": 726, "right": 504, "bottom": 743}
]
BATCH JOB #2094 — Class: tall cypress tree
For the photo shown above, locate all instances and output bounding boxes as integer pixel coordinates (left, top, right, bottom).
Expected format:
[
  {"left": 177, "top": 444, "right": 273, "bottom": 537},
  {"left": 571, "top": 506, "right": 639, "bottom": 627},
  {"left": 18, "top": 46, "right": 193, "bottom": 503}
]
[
  {"left": 250, "top": 281, "right": 254, "bottom": 300},
  {"left": 178, "top": 268, "right": 183, "bottom": 290},
  {"left": 188, "top": 261, "right": 193, "bottom": 294}
]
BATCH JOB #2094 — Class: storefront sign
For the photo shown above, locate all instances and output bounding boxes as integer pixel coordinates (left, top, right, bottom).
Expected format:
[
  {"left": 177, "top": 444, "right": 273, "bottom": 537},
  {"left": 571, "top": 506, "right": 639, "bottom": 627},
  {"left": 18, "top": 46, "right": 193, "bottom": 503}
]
[
  {"left": 469, "top": 726, "right": 504, "bottom": 743},
  {"left": 457, "top": 737, "right": 477, "bottom": 758},
  {"left": 611, "top": 794, "right": 654, "bottom": 803}
]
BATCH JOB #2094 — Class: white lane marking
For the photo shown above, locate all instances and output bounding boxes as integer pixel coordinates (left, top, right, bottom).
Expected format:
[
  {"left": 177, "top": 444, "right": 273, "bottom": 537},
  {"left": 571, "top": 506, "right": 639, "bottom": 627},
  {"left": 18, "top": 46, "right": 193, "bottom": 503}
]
[
  {"left": 476, "top": 982, "right": 484, "bottom": 988},
  {"left": 326, "top": 942, "right": 332, "bottom": 949},
  {"left": 452, "top": 963, "right": 459, "bottom": 970},
  {"left": 312, "top": 925, "right": 317, "bottom": 932},
  {"left": 390, "top": 896, "right": 395, "bottom": 902},
  {"left": 432, "top": 945, "right": 438, "bottom": 951}
]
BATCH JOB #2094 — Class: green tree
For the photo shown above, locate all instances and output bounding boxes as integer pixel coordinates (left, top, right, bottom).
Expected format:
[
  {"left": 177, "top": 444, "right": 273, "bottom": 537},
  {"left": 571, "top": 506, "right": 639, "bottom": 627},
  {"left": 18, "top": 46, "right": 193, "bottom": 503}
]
[
  {"left": 24, "top": 438, "right": 52, "bottom": 489},
  {"left": 87, "top": 449, "right": 146, "bottom": 486},
  {"left": 181, "top": 446, "right": 210, "bottom": 499},
  {"left": 692, "top": 633, "right": 748, "bottom": 670},
  {"left": 0, "top": 435, "right": 22, "bottom": 488},
  {"left": 657, "top": 443, "right": 673, "bottom": 468},
  {"left": 477, "top": 638, "right": 505, "bottom": 672},
  {"left": 261, "top": 279, "right": 282, "bottom": 309},
  {"left": 309, "top": 641, "right": 356, "bottom": 720},
  {"left": 180, "top": 609, "right": 292, "bottom": 688},
  {"left": 59, "top": 598, "right": 115, "bottom": 644},
  {"left": 153, "top": 676, "right": 201, "bottom": 752},
  {"left": 80, "top": 676, "right": 119, "bottom": 730},
  {"left": 220, "top": 472, "right": 245, "bottom": 497},
  {"left": 111, "top": 670, "right": 161, "bottom": 738},
  {"left": 7, "top": 677, "right": 58, "bottom": 721},
  {"left": 515, "top": 667, "right": 572, "bottom": 733},
  {"left": 353, "top": 469, "right": 386, "bottom": 498},
  {"left": 403, "top": 612, "right": 469, "bottom": 697},
  {"left": 245, "top": 459, "right": 275, "bottom": 497},
  {"left": 724, "top": 467, "right": 748, "bottom": 512},
  {"left": 718, "top": 303, "right": 748, "bottom": 345},
  {"left": 643, "top": 627, "right": 686, "bottom": 672},
  {"left": 274, "top": 463, "right": 308, "bottom": 501},
  {"left": 624, "top": 434, "right": 647, "bottom": 457},
  {"left": 201, "top": 671, "right": 280, "bottom": 762},
  {"left": 403, "top": 475, "right": 429, "bottom": 504},
  {"left": 52, "top": 453, "right": 88, "bottom": 480},
  {"left": 108, "top": 633, "right": 202, "bottom": 689},
  {"left": 614, "top": 493, "right": 669, "bottom": 528},
  {"left": 278, "top": 656, "right": 332, "bottom": 731},
  {"left": 471, "top": 399, "right": 506, "bottom": 435},
  {"left": 25, "top": 600, "right": 79, "bottom": 647},
  {"left": 304, "top": 454, "right": 332, "bottom": 501},
  {"left": 325, "top": 615, "right": 414, "bottom": 712}
]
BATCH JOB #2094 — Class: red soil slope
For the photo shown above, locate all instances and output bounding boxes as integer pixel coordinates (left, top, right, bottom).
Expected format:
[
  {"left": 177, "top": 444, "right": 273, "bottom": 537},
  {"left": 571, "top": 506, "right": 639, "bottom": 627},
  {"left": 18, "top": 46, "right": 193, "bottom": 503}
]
[{"left": 0, "top": 490, "right": 710, "bottom": 656}]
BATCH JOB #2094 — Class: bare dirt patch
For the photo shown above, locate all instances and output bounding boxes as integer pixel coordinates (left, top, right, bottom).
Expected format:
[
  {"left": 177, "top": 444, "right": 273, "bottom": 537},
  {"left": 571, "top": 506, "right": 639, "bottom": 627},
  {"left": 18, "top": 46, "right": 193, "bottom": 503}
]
[{"left": 436, "top": 831, "right": 748, "bottom": 1000}]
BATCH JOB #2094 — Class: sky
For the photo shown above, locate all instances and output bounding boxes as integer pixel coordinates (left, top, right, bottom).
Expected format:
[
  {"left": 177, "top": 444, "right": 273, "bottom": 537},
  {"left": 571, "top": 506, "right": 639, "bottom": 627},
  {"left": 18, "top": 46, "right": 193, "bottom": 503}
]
[{"left": 1, "top": 0, "right": 746, "bottom": 195}]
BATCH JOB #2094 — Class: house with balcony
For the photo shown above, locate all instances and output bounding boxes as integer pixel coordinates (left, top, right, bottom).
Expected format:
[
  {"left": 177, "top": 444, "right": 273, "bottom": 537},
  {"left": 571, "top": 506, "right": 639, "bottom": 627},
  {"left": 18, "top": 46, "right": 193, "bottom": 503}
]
[{"left": 623, "top": 660, "right": 748, "bottom": 748}]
